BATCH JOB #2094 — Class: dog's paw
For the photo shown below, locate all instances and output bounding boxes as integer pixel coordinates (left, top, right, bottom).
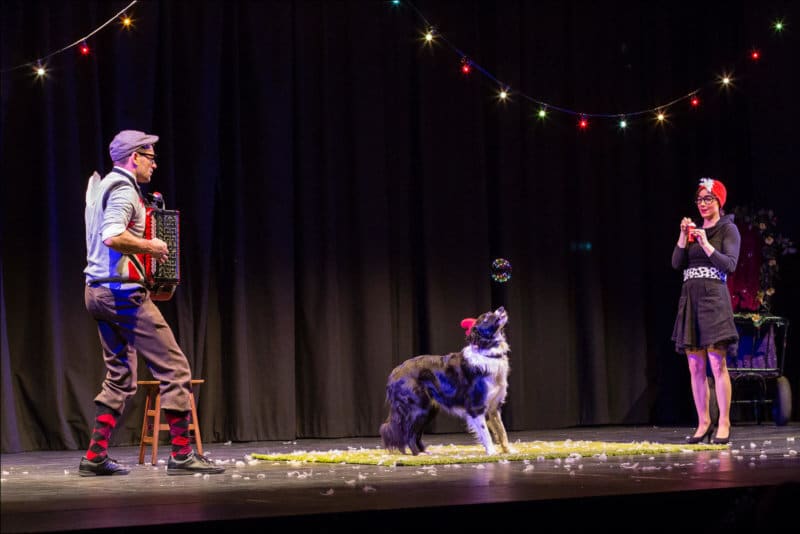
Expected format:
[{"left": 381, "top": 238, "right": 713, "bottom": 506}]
[{"left": 483, "top": 446, "right": 498, "bottom": 456}]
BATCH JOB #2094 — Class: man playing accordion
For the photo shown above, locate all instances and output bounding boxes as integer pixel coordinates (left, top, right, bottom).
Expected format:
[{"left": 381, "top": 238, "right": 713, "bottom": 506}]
[{"left": 80, "top": 129, "right": 223, "bottom": 477}]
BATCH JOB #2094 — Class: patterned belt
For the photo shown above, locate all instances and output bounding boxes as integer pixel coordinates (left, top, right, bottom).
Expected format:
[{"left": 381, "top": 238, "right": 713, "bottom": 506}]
[{"left": 683, "top": 266, "right": 727, "bottom": 282}]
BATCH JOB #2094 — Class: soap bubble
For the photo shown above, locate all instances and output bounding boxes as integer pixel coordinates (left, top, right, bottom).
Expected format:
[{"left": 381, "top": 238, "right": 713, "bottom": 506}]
[{"left": 490, "top": 258, "right": 512, "bottom": 283}]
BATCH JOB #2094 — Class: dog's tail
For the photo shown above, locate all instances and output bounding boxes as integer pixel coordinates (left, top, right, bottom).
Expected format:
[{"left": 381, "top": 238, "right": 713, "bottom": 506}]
[
  {"left": 379, "top": 419, "right": 404, "bottom": 454},
  {"left": 380, "top": 379, "right": 417, "bottom": 454}
]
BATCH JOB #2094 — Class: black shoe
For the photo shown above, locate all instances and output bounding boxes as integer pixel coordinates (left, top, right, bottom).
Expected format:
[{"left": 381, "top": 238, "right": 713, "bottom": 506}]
[
  {"left": 78, "top": 456, "right": 130, "bottom": 477},
  {"left": 685, "top": 424, "right": 714, "bottom": 444},
  {"left": 167, "top": 452, "right": 225, "bottom": 475},
  {"left": 711, "top": 430, "right": 731, "bottom": 445}
]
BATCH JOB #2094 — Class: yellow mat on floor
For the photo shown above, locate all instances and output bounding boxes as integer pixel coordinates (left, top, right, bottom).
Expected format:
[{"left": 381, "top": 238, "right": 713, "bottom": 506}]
[{"left": 251, "top": 440, "right": 728, "bottom": 466}]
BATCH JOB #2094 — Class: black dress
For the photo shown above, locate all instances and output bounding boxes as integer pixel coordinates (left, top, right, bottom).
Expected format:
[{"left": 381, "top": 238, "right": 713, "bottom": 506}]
[{"left": 671, "top": 214, "right": 741, "bottom": 354}]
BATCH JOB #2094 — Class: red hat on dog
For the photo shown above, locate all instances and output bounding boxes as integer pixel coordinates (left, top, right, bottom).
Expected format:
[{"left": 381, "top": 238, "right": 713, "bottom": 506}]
[
  {"left": 460, "top": 318, "right": 477, "bottom": 336},
  {"left": 697, "top": 177, "right": 727, "bottom": 208}
]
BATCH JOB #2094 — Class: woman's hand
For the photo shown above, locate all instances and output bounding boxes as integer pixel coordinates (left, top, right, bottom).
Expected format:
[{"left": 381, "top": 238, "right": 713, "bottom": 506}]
[
  {"left": 692, "top": 227, "right": 715, "bottom": 254},
  {"left": 691, "top": 227, "right": 707, "bottom": 246},
  {"left": 677, "top": 217, "right": 694, "bottom": 247},
  {"left": 690, "top": 227, "right": 716, "bottom": 256},
  {"left": 680, "top": 217, "right": 694, "bottom": 236}
]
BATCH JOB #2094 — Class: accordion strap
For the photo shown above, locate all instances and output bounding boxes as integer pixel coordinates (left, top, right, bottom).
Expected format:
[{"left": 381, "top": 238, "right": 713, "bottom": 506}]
[{"left": 101, "top": 169, "right": 143, "bottom": 211}]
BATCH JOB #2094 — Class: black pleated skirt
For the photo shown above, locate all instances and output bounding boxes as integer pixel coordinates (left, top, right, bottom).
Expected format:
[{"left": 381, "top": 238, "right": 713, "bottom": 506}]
[{"left": 671, "top": 277, "right": 739, "bottom": 354}]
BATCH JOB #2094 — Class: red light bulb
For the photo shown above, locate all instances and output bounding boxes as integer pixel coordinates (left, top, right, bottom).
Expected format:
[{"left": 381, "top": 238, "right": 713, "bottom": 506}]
[
  {"left": 579, "top": 117, "right": 588, "bottom": 129},
  {"left": 751, "top": 50, "right": 760, "bottom": 61},
  {"left": 690, "top": 96, "right": 700, "bottom": 107},
  {"left": 80, "top": 42, "right": 90, "bottom": 56}
]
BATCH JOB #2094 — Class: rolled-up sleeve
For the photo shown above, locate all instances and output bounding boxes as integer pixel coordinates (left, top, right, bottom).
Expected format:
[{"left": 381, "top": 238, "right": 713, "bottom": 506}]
[{"left": 101, "top": 187, "right": 136, "bottom": 241}]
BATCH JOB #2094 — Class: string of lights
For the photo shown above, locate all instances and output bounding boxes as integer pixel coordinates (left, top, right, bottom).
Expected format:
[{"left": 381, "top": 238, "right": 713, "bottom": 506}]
[
  {"left": 3, "top": 0, "right": 787, "bottom": 133},
  {"left": 0, "top": 0, "right": 138, "bottom": 76},
  {"left": 392, "top": 0, "right": 787, "bottom": 130}
]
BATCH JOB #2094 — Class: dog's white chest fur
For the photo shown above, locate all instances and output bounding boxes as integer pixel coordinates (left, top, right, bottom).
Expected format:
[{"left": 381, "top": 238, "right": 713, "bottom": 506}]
[
  {"left": 463, "top": 342, "right": 510, "bottom": 376},
  {"left": 463, "top": 343, "right": 509, "bottom": 409}
]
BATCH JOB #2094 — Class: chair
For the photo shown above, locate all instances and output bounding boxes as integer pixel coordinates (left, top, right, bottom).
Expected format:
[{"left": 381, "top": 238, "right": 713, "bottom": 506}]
[{"left": 137, "top": 379, "right": 204, "bottom": 465}]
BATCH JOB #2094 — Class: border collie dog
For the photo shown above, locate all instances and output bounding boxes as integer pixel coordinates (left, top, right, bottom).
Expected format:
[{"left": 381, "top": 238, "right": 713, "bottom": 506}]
[{"left": 380, "top": 307, "right": 511, "bottom": 455}]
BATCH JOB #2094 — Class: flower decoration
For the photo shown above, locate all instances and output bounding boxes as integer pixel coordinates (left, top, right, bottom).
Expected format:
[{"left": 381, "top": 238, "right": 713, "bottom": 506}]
[
  {"left": 732, "top": 205, "right": 796, "bottom": 313},
  {"left": 699, "top": 177, "right": 715, "bottom": 190}
]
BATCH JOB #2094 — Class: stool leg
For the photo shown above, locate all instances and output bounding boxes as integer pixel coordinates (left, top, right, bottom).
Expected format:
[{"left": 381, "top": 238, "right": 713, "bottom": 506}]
[
  {"left": 151, "top": 391, "right": 162, "bottom": 466},
  {"left": 139, "top": 389, "right": 154, "bottom": 465},
  {"left": 189, "top": 392, "right": 203, "bottom": 456}
]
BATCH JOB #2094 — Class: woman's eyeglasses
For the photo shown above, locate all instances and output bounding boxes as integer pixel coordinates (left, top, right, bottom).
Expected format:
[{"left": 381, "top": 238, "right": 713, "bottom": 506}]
[{"left": 695, "top": 196, "right": 716, "bottom": 205}]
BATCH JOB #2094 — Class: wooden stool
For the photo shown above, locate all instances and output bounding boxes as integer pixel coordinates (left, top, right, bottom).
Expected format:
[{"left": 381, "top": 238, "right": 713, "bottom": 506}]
[{"left": 138, "top": 379, "right": 204, "bottom": 465}]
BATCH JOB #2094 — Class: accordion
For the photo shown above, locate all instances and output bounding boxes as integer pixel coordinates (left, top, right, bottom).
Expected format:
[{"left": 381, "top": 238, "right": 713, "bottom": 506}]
[{"left": 141, "top": 192, "right": 180, "bottom": 301}]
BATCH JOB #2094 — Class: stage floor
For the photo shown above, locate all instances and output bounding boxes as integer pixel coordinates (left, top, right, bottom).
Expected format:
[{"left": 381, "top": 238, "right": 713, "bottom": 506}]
[{"left": 2, "top": 423, "right": 799, "bottom": 533}]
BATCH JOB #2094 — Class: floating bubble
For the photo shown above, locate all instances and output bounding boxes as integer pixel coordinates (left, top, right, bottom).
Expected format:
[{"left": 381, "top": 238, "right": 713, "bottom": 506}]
[{"left": 490, "top": 258, "right": 512, "bottom": 283}]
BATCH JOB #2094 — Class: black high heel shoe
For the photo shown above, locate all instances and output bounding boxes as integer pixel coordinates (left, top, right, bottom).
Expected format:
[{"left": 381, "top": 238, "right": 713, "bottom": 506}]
[
  {"left": 686, "top": 424, "right": 714, "bottom": 444},
  {"left": 711, "top": 429, "right": 731, "bottom": 445}
]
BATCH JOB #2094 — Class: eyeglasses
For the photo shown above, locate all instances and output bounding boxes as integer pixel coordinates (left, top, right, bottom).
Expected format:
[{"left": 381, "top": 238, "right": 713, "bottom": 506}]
[
  {"left": 136, "top": 152, "right": 156, "bottom": 163},
  {"left": 695, "top": 196, "right": 716, "bottom": 205}
]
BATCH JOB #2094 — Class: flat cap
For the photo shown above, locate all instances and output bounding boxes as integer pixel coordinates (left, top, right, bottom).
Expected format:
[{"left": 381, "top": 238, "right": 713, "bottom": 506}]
[{"left": 109, "top": 130, "right": 159, "bottom": 162}]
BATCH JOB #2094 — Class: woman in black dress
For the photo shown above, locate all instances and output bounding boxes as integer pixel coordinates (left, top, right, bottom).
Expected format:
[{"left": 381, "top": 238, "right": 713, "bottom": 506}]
[{"left": 671, "top": 178, "right": 741, "bottom": 444}]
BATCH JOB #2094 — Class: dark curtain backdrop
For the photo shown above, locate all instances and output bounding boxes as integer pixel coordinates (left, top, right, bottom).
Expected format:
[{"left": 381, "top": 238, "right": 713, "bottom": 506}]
[{"left": 2, "top": 0, "right": 798, "bottom": 453}]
